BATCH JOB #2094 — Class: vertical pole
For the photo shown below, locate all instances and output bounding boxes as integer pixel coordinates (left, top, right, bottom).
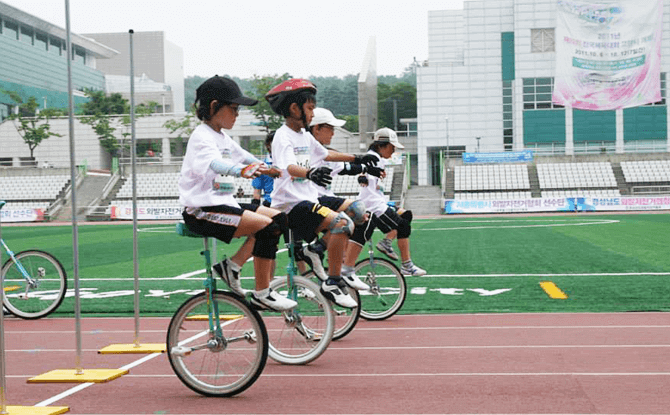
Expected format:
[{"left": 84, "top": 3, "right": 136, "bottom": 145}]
[
  {"left": 129, "top": 30, "right": 141, "bottom": 347},
  {"left": 0, "top": 202, "right": 6, "bottom": 414},
  {"left": 65, "top": 0, "right": 84, "bottom": 375}
]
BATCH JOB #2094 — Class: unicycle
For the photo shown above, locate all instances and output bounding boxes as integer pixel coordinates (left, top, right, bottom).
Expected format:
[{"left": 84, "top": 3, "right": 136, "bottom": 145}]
[{"left": 166, "top": 222, "right": 268, "bottom": 397}]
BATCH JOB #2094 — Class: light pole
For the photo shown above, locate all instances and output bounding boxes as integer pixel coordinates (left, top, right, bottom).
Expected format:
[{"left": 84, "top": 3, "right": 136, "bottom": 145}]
[
  {"left": 445, "top": 117, "right": 450, "bottom": 172},
  {"left": 476, "top": 136, "right": 481, "bottom": 153}
]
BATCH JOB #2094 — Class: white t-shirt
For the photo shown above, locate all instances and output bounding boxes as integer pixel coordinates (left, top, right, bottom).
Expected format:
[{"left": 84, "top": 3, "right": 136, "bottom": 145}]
[
  {"left": 357, "top": 149, "right": 388, "bottom": 216},
  {"left": 178, "top": 123, "right": 257, "bottom": 208},
  {"left": 270, "top": 124, "right": 329, "bottom": 212}
]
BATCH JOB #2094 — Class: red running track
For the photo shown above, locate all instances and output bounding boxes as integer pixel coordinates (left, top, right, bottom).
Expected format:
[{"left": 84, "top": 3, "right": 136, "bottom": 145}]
[{"left": 1, "top": 312, "right": 669, "bottom": 414}]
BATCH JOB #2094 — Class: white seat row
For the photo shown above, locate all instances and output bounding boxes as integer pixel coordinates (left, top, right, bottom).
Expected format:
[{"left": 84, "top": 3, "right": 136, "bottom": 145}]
[
  {"left": 454, "top": 165, "right": 529, "bottom": 191},
  {"left": 542, "top": 189, "right": 621, "bottom": 198},
  {"left": 621, "top": 160, "right": 670, "bottom": 182},
  {"left": 537, "top": 162, "right": 617, "bottom": 189},
  {"left": 454, "top": 191, "right": 532, "bottom": 200},
  {"left": 0, "top": 175, "right": 70, "bottom": 200}
]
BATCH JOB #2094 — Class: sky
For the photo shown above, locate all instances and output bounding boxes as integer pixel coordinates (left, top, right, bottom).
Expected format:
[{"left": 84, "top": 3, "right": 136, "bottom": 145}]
[{"left": 3, "top": 0, "right": 467, "bottom": 79}]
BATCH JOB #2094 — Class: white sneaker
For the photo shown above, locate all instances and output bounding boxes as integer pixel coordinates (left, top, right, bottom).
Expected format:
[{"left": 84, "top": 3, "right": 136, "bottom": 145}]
[
  {"left": 301, "top": 244, "right": 328, "bottom": 281},
  {"left": 320, "top": 280, "right": 357, "bottom": 309},
  {"left": 401, "top": 263, "right": 427, "bottom": 277},
  {"left": 376, "top": 239, "right": 399, "bottom": 260},
  {"left": 250, "top": 289, "right": 297, "bottom": 312},
  {"left": 213, "top": 258, "right": 243, "bottom": 294},
  {"left": 341, "top": 269, "right": 370, "bottom": 291}
]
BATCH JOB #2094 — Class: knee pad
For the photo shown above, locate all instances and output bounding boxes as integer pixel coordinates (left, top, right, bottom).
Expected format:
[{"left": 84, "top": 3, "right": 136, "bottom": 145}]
[
  {"left": 328, "top": 211, "right": 354, "bottom": 236},
  {"left": 252, "top": 213, "right": 287, "bottom": 259},
  {"left": 344, "top": 200, "right": 367, "bottom": 225},
  {"left": 400, "top": 210, "right": 413, "bottom": 223},
  {"left": 397, "top": 218, "right": 411, "bottom": 239}
]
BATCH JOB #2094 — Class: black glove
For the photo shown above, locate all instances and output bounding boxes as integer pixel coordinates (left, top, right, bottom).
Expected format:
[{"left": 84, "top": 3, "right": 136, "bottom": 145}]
[
  {"left": 358, "top": 175, "right": 369, "bottom": 186},
  {"left": 251, "top": 198, "right": 261, "bottom": 206},
  {"left": 306, "top": 166, "right": 332, "bottom": 187},
  {"left": 365, "top": 165, "right": 384, "bottom": 178},
  {"left": 353, "top": 154, "right": 379, "bottom": 167}
]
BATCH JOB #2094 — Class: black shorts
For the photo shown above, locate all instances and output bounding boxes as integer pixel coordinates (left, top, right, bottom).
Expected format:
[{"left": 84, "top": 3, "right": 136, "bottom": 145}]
[
  {"left": 182, "top": 203, "right": 259, "bottom": 244},
  {"left": 351, "top": 206, "right": 399, "bottom": 245},
  {"left": 318, "top": 195, "right": 346, "bottom": 212},
  {"left": 287, "top": 201, "right": 333, "bottom": 243}
]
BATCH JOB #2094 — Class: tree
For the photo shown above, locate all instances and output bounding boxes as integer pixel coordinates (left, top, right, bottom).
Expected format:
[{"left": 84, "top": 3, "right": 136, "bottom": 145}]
[
  {"left": 377, "top": 82, "right": 417, "bottom": 131},
  {"left": 247, "top": 73, "right": 292, "bottom": 132},
  {"left": 1, "top": 90, "right": 64, "bottom": 160},
  {"left": 78, "top": 89, "right": 128, "bottom": 115}
]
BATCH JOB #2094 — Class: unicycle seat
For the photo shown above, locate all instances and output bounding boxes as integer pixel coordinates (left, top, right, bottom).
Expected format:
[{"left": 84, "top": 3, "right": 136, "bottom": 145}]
[{"left": 176, "top": 221, "right": 204, "bottom": 238}]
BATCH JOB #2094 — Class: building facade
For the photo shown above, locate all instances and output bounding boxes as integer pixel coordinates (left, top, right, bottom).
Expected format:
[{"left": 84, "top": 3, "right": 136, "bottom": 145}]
[
  {"left": 0, "top": 1, "right": 117, "bottom": 121},
  {"left": 416, "top": 0, "right": 670, "bottom": 186},
  {"left": 81, "top": 31, "right": 185, "bottom": 114}
]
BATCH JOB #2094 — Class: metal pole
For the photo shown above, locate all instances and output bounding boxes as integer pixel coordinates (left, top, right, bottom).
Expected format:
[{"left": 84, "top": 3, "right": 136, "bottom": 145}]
[
  {"left": 0, "top": 202, "right": 6, "bottom": 414},
  {"left": 445, "top": 117, "right": 450, "bottom": 172},
  {"left": 65, "top": 0, "right": 84, "bottom": 375},
  {"left": 129, "top": 29, "right": 141, "bottom": 347}
]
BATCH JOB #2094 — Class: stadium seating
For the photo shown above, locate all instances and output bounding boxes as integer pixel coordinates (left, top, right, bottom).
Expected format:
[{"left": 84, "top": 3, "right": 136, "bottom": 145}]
[
  {"left": 537, "top": 162, "right": 617, "bottom": 189},
  {"left": 620, "top": 160, "right": 670, "bottom": 183},
  {"left": 0, "top": 175, "right": 70, "bottom": 211}
]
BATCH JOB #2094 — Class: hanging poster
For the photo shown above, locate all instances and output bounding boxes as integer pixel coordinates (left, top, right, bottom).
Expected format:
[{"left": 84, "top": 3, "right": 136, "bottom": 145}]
[{"left": 552, "top": 0, "right": 663, "bottom": 110}]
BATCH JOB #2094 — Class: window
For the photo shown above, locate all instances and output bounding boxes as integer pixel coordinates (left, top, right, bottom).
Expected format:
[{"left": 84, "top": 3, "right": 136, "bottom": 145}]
[
  {"left": 531, "top": 28, "right": 555, "bottom": 53},
  {"left": 523, "top": 78, "right": 564, "bottom": 110},
  {"left": 502, "top": 80, "right": 513, "bottom": 151},
  {"left": 49, "top": 37, "right": 62, "bottom": 55},
  {"left": 646, "top": 73, "right": 667, "bottom": 106},
  {"left": 73, "top": 46, "right": 85, "bottom": 64},
  {"left": 3, "top": 19, "right": 18, "bottom": 39},
  {"left": 35, "top": 32, "right": 48, "bottom": 51},
  {"left": 20, "top": 26, "right": 33, "bottom": 44}
]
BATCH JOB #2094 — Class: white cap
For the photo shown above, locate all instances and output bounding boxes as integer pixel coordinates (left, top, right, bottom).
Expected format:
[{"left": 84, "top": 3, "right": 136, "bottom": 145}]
[
  {"left": 310, "top": 108, "right": 346, "bottom": 127},
  {"left": 373, "top": 127, "right": 405, "bottom": 149}
]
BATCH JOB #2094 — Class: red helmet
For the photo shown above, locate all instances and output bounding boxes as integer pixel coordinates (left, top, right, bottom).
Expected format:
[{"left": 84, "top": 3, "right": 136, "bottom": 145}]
[{"left": 265, "top": 78, "right": 317, "bottom": 115}]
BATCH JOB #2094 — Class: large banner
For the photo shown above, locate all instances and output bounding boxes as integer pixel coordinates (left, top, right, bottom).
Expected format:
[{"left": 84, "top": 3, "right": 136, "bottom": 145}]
[
  {"left": 552, "top": 0, "right": 663, "bottom": 110},
  {"left": 463, "top": 150, "right": 533, "bottom": 164},
  {"left": 0, "top": 208, "right": 44, "bottom": 223},
  {"left": 110, "top": 206, "right": 182, "bottom": 220},
  {"left": 444, "top": 196, "right": 670, "bottom": 214}
]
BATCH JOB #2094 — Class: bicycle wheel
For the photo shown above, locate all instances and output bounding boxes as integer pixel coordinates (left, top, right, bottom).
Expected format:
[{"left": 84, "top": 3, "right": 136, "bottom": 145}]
[
  {"left": 266, "top": 275, "right": 334, "bottom": 364},
  {"left": 2, "top": 250, "right": 67, "bottom": 319},
  {"left": 302, "top": 270, "right": 360, "bottom": 341},
  {"left": 166, "top": 291, "right": 268, "bottom": 397},
  {"left": 355, "top": 257, "right": 407, "bottom": 321}
]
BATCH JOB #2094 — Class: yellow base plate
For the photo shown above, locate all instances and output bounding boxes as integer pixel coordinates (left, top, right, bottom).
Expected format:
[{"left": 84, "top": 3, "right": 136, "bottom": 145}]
[
  {"left": 540, "top": 281, "right": 569, "bottom": 299},
  {"left": 2, "top": 406, "right": 69, "bottom": 415},
  {"left": 3, "top": 286, "right": 21, "bottom": 292},
  {"left": 27, "top": 369, "right": 128, "bottom": 384},
  {"left": 98, "top": 343, "right": 166, "bottom": 354},
  {"left": 185, "top": 314, "right": 243, "bottom": 321}
]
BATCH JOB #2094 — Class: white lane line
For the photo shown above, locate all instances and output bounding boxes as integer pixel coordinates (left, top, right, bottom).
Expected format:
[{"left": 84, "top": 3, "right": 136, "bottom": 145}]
[
  {"left": 34, "top": 352, "right": 165, "bottom": 407},
  {"left": 7, "top": 325, "right": 670, "bottom": 335}
]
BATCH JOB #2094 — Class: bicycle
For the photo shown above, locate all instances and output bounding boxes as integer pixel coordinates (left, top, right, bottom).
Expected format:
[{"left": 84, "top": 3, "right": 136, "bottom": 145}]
[
  {"left": 0, "top": 201, "right": 68, "bottom": 320},
  {"left": 355, "top": 239, "right": 406, "bottom": 320},
  {"left": 264, "top": 231, "right": 335, "bottom": 364},
  {"left": 166, "top": 221, "right": 268, "bottom": 397}
]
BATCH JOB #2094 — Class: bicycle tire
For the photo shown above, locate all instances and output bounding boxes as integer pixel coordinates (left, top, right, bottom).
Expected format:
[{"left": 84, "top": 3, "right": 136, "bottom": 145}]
[
  {"left": 302, "top": 270, "right": 360, "bottom": 341},
  {"left": 266, "top": 275, "right": 334, "bottom": 364},
  {"left": 2, "top": 250, "right": 67, "bottom": 320},
  {"left": 166, "top": 291, "right": 268, "bottom": 397},
  {"left": 355, "top": 257, "right": 407, "bottom": 320}
]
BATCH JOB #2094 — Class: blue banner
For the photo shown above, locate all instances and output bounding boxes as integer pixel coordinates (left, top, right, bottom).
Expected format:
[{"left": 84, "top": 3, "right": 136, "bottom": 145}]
[{"left": 462, "top": 150, "right": 533, "bottom": 164}]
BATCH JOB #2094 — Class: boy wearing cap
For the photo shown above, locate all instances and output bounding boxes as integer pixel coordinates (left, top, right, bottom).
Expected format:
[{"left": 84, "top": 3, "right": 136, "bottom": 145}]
[
  {"left": 179, "top": 76, "right": 297, "bottom": 311},
  {"left": 343, "top": 127, "right": 427, "bottom": 277},
  {"left": 265, "top": 79, "right": 378, "bottom": 309}
]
